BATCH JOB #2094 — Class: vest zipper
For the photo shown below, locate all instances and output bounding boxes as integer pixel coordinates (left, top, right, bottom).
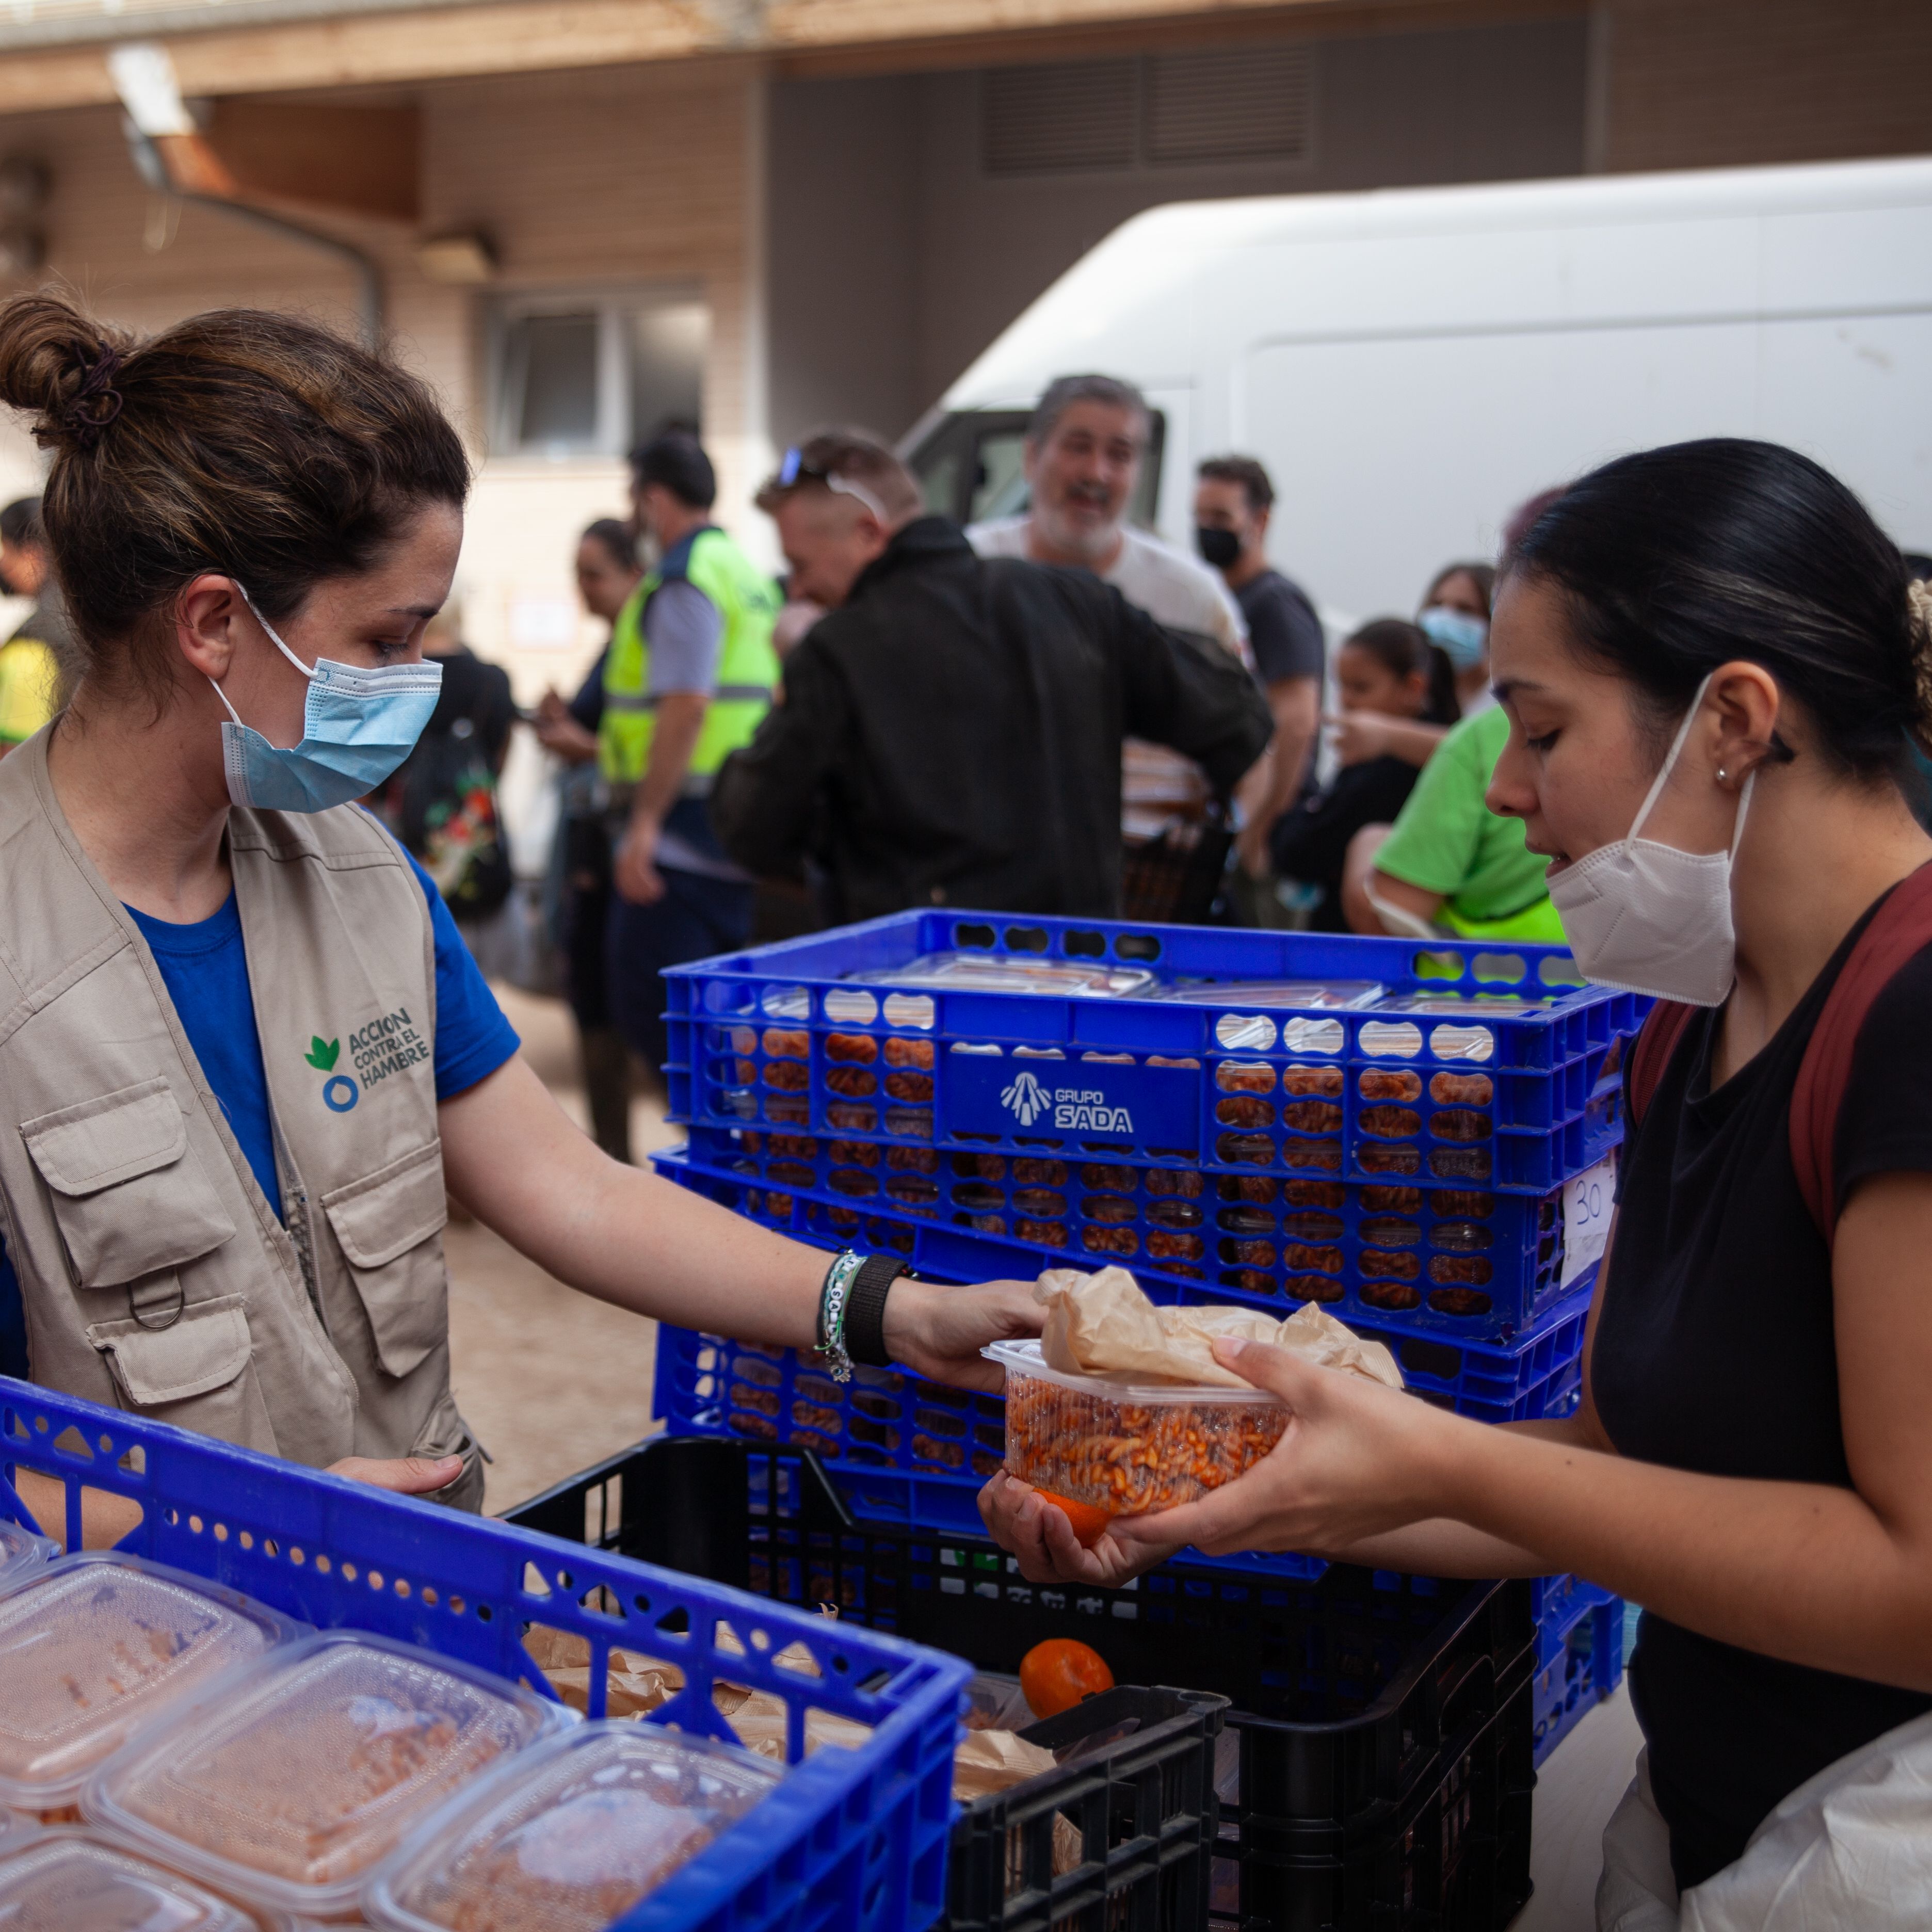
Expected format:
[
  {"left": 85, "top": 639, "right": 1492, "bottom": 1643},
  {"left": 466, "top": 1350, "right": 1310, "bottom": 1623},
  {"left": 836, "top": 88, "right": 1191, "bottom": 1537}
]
[{"left": 272, "top": 1111, "right": 326, "bottom": 1329}]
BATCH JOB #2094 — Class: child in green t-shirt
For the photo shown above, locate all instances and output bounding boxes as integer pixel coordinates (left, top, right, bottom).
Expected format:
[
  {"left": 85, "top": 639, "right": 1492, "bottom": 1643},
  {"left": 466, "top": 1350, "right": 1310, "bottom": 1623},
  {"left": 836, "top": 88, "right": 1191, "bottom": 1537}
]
[{"left": 1355, "top": 705, "right": 1564, "bottom": 939}]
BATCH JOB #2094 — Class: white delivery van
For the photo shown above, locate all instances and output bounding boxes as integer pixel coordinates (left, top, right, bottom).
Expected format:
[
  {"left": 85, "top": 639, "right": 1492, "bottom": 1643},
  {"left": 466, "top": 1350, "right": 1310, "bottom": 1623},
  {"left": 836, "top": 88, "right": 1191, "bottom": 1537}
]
[{"left": 905, "top": 157, "right": 1932, "bottom": 623}]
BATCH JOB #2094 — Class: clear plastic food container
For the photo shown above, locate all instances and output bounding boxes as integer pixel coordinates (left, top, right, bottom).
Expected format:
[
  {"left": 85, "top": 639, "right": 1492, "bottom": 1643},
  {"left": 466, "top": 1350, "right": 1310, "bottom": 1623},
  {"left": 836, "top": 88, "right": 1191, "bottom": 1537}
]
[
  {"left": 364, "top": 1721, "right": 780, "bottom": 1932},
  {"left": 0, "top": 1518, "right": 55, "bottom": 1596},
  {"left": 0, "top": 1826, "right": 271, "bottom": 1931},
  {"left": 84, "top": 1630, "right": 575, "bottom": 1921},
  {"left": 1370, "top": 993, "right": 1551, "bottom": 1016},
  {"left": 0, "top": 1554, "right": 304, "bottom": 1816},
  {"left": 1156, "top": 979, "right": 1384, "bottom": 1009},
  {"left": 986, "top": 1338, "right": 1288, "bottom": 1525},
  {"left": 851, "top": 953, "right": 1155, "bottom": 997}
]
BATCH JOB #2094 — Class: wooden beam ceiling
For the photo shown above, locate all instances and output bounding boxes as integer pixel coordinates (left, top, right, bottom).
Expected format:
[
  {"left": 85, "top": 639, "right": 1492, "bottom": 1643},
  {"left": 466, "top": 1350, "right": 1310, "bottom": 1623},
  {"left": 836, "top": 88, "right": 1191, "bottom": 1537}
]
[{"left": 0, "top": 0, "right": 1576, "bottom": 116}]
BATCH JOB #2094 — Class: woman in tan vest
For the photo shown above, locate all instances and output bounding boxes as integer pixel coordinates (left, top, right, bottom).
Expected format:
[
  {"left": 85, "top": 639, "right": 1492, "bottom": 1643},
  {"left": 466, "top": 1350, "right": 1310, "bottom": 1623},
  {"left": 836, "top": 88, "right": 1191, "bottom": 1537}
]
[{"left": 0, "top": 292, "right": 1036, "bottom": 1537}]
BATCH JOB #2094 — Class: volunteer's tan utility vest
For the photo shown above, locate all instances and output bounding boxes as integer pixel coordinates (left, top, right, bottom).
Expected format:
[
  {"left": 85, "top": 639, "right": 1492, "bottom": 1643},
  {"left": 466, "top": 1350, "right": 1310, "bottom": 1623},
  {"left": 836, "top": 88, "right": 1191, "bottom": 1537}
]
[{"left": 0, "top": 731, "right": 476, "bottom": 1496}]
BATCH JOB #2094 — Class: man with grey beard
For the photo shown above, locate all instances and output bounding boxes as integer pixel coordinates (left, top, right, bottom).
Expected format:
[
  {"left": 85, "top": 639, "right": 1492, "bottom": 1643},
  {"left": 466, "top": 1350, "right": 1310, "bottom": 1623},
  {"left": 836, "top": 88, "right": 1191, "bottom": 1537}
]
[{"left": 967, "top": 374, "right": 1265, "bottom": 853}]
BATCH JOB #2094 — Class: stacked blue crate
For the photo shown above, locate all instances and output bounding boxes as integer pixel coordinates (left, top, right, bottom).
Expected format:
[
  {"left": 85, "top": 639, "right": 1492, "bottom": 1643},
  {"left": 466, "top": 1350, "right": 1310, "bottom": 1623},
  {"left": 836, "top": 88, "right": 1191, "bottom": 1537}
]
[
  {"left": 0, "top": 1376, "right": 971, "bottom": 1932},
  {"left": 1532, "top": 1575, "right": 1628, "bottom": 1766},
  {"left": 652, "top": 912, "right": 1639, "bottom": 1577}
]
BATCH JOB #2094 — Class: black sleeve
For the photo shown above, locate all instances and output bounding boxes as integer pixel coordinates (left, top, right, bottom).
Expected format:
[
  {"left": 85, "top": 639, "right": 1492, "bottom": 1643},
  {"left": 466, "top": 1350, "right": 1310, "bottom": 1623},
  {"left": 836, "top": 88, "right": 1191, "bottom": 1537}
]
[
  {"left": 1104, "top": 588, "right": 1273, "bottom": 794},
  {"left": 1833, "top": 939, "right": 1932, "bottom": 1207},
  {"left": 1246, "top": 580, "right": 1326, "bottom": 688},
  {"left": 711, "top": 639, "right": 846, "bottom": 882},
  {"left": 1270, "top": 756, "right": 1418, "bottom": 884},
  {"left": 568, "top": 648, "right": 608, "bottom": 733}
]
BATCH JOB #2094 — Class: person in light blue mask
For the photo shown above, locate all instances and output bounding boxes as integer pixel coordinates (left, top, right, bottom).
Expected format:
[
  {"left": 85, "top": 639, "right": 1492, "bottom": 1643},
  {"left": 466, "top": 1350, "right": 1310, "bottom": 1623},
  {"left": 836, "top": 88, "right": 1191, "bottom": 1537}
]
[
  {"left": 208, "top": 583, "right": 445, "bottom": 812},
  {"left": 0, "top": 291, "right": 1039, "bottom": 1543},
  {"left": 1417, "top": 559, "right": 1495, "bottom": 716},
  {"left": 1325, "top": 559, "right": 1495, "bottom": 774}
]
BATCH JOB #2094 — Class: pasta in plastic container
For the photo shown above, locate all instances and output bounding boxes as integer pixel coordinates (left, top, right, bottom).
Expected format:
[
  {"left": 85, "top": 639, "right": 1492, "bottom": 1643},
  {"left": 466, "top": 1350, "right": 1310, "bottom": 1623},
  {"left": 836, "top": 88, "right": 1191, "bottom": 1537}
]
[
  {"left": 0, "top": 1826, "right": 277, "bottom": 1932},
  {"left": 83, "top": 1630, "right": 575, "bottom": 1922},
  {"left": 986, "top": 1338, "right": 1290, "bottom": 1533},
  {"left": 0, "top": 1554, "right": 305, "bottom": 1820},
  {"left": 363, "top": 1720, "right": 780, "bottom": 1932},
  {"left": 0, "top": 1518, "right": 55, "bottom": 1597}
]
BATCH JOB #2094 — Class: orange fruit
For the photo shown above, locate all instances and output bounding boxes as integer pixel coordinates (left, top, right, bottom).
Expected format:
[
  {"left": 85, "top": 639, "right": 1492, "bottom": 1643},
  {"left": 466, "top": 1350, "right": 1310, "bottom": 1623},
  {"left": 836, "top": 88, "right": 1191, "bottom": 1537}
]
[
  {"left": 1020, "top": 1638, "right": 1115, "bottom": 1720},
  {"left": 1037, "top": 1490, "right": 1115, "bottom": 1550}
]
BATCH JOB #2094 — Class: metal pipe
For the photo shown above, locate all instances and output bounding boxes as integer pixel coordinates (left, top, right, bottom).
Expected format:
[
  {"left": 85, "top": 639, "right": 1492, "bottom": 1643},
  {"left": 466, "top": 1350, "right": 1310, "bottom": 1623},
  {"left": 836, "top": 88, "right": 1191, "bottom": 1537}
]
[{"left": 126, "top": 125, "right": 384, "bottom": 347}]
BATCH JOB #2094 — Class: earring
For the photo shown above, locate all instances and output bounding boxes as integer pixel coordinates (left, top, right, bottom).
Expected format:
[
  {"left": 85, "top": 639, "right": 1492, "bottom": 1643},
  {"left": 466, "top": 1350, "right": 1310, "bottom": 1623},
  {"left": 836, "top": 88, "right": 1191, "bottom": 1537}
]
[{"left": 1716, "top": 767, "right": 1729, "bottom": 784}]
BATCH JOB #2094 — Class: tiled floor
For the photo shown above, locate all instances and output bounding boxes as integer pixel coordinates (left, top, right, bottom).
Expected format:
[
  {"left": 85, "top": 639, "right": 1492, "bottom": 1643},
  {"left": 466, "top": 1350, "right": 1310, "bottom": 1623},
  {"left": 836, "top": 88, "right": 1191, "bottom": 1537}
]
[{"left": 446, "top": 986, "right": 680, "bottom": 1515}]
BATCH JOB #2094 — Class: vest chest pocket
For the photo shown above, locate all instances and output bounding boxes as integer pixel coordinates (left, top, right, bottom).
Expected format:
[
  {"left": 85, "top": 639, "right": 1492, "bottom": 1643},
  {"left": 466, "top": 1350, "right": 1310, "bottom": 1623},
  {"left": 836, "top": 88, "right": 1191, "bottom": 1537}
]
[
  {"left": 321, "top": 1140, "right": 449, "bottom": 1379},
  {"left": 22, "top": 1078, "right": 239, "bottom": 1287}
]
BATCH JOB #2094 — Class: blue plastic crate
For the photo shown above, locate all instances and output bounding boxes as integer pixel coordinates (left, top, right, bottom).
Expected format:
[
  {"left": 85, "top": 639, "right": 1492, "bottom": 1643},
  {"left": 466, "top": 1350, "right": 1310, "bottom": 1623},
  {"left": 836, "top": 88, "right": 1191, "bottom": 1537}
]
[
  {"left": 0, "top": 1376, "right": 970, "bottom": 1932},
  {"left": 650, "top": 1156, "right": 1590, "bottom": 1586},
  {"left": 1532, "top": 1576, "right": 1626, "bottom": 1767},
  {"left": 656, "top": 1142, "right": 1597, "bottom": 1401},
  {"left": 665, "top": 911, "right": 1641, "bottom": 1201},
  {"left": 668, "top": 1116, "right": 1613, "bottom": 1343}
]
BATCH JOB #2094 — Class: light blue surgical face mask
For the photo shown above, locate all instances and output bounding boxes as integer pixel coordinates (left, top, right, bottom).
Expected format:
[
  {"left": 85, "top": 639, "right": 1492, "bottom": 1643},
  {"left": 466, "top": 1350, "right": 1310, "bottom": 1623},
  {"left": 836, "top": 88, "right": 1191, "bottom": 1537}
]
[
  {"left": 208, "top": 588, "right": 442, "bottom": 813},
  {"left": 1419, "top": 604, "right": 1490, "bottom": 671}
]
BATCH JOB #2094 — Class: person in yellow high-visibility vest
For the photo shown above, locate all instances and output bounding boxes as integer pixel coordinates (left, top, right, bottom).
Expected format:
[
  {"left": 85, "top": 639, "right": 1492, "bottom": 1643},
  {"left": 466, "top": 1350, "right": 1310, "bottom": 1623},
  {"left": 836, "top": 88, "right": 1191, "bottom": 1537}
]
[
  {"left": 600, "top": 431, "right": 780, "bottom": 1073},
  {"left": 0, "top": 497, "right": 67, "bottom": 755}
]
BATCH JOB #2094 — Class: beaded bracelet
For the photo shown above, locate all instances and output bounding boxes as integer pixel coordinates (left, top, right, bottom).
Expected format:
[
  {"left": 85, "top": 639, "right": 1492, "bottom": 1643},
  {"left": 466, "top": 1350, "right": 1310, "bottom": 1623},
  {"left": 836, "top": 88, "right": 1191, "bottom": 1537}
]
[{"left": 816, "top": 1248, "right": 865, "bottom": 1383}]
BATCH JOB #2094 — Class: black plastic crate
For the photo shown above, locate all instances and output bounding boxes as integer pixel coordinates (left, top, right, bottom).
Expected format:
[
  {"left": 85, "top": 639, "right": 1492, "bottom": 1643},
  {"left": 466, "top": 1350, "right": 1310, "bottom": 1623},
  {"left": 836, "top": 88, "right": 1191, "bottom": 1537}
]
[
  {"left": 1120, "top": 802, "right": 1235, "bottom": 924},
  {"left": 508, "top": 1438, "right": 1536, "bottom": 1930},
  {"left": 954, "top": 1684, "right": 1227, "bottom": 1932},
  {"left": 1212, "top": 1677, "right": 1535, "bottom": 1931}
]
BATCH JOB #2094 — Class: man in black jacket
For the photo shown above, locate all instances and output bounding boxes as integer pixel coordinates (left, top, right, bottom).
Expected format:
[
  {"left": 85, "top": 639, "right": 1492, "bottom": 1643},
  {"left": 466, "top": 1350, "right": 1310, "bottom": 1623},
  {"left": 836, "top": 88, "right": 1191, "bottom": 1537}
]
[{"left": 711, "top": 431, "right": 1273, "bottom": 922}]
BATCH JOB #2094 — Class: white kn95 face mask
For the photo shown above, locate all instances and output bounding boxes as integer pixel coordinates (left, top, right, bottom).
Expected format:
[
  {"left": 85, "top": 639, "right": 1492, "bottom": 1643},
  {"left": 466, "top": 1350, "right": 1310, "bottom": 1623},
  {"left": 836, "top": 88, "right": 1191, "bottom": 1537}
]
[{"left": 1545, "top": 674, "right": 1753, "bottom": 1007}]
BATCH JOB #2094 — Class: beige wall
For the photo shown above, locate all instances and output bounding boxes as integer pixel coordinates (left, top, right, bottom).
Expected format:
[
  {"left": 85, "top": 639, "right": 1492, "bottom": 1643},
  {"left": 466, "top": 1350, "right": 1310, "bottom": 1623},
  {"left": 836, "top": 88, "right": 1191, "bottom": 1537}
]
[{"left": 0, "top": 59, "right": 768, "bottom": 699}]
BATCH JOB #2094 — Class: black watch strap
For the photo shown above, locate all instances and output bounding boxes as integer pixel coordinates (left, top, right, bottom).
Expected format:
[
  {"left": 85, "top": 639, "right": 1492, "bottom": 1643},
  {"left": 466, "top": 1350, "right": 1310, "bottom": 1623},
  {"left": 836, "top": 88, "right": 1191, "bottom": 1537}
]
[{"left": 844, "top": 1254, "right": 908, "bottom": 1369}]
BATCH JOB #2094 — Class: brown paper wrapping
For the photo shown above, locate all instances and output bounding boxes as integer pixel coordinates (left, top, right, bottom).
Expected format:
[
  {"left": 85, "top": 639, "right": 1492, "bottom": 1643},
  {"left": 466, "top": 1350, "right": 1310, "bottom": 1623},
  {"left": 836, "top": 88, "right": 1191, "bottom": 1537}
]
[
  {"left": 951, "top": 1727, "right": 1059, "bottom": 1799},
  {"left": 1035, "top": 1267, "right": 1403, "bottom": 1390}
]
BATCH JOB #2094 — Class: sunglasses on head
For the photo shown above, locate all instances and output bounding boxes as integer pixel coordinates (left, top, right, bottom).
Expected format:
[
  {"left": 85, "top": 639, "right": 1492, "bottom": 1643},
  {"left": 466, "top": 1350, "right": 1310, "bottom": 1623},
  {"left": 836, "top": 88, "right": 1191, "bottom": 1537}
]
[{"left": 776, "top": 447, "right": 890, "bottom": 522}]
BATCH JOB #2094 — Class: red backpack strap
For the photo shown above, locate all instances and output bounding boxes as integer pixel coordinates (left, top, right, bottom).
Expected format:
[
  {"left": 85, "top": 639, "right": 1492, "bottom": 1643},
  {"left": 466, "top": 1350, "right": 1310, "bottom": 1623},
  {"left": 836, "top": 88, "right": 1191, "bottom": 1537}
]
[
  {"left": 1791, "top": 861, "right": 1932, "bottom": 1239},
  {"left": 1625, "top": 1000, "right": 1698, "bottom": 1134}
]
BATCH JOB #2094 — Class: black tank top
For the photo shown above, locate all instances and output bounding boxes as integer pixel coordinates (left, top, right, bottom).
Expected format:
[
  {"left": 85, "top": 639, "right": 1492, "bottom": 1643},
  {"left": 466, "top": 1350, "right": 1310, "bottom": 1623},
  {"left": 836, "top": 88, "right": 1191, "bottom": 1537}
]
[{"left": 1592, "top": 900, "right": 1932, "bottom": 1891}]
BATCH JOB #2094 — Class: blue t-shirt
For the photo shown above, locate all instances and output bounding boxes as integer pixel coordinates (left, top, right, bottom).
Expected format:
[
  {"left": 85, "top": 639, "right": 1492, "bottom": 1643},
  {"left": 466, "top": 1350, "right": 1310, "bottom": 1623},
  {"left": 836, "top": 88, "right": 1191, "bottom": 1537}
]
[{"left": 0, "top": 847, "right": 519, "bottom": 1381}]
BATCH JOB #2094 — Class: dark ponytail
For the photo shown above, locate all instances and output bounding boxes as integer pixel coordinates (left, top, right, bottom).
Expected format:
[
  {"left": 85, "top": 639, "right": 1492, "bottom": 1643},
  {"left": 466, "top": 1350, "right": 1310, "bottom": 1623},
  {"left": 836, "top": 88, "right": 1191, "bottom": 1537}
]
[
  {"left": 1344, "top": 617, "right": 1461, "bottom": 726},
  {"left": 1504, "top": 439, "right": 1926, "bottom": 783}
]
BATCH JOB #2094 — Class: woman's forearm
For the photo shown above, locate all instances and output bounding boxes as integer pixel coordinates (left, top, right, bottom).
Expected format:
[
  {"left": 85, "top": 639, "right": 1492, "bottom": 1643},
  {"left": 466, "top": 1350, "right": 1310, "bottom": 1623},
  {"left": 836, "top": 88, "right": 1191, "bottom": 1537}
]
[
  {"left": 1322, "top": 1416, "right": 1601, "bottom": 1575},
  {"left": 1375, "top": 717, "right": 1449, "bottom": 769},
  {"left": 442, "top": 1059, "right": 826, "bottom": 1343},
  {"left": 439, "top": 1057, "right": 1040, "bottom": 1393},
  {"left": 1444, "top": 1419, "right": 1932, "bottom": 1690},
  {"left": 1319, "top": 1519, "right": 1549, "bottom": 1576}
]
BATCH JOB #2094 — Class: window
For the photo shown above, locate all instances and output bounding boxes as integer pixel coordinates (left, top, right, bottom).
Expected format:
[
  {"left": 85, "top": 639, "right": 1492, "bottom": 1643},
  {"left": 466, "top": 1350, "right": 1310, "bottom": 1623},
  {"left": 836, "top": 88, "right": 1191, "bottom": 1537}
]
[{"left": 491, "top": 290, "right": 708, "bottom": 458}]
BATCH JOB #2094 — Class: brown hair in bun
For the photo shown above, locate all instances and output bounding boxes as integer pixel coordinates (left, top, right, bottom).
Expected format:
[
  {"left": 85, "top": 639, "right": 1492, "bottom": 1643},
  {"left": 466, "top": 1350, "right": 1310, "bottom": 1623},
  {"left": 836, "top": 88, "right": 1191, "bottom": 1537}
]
[{"left": 0, "top": 290, "right": 469, "bottom": 709}]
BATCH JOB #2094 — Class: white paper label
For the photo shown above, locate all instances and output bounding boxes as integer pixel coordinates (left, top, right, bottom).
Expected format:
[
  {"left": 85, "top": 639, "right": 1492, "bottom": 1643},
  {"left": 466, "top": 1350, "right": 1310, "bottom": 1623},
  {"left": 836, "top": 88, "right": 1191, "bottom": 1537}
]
[{"left": 1560, "top": 1153, "right": 1617, "bottom": 1289}]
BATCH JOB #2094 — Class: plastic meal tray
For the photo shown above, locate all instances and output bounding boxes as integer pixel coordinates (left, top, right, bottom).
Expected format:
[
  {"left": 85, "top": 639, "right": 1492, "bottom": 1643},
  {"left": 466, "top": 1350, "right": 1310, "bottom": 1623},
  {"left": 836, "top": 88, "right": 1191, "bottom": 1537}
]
[
  {"left": 984, "top": 1337, "right": 1290, "bottom": 1521},
  {"left": 0, "top": 1553, "right": 303, "bottom": 1814},
  {"left": 848, "top": 952, "right": 1156, "bottom": 997},
  {"left": 0, "top": 1826, "right": 271, "bottom": 1931},
  {"left": 0, "top": 1518, "right": 54, "bottom": 1596},
  {"left": 1155, "top": 980, "right": 1384, "bottom": 1008},
  {"left": 365, "top": 1721, "right": 781, "bottom": 1932},
  {"left": 83, "top": 1629, "right": 574, "bottom": 1920}
]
